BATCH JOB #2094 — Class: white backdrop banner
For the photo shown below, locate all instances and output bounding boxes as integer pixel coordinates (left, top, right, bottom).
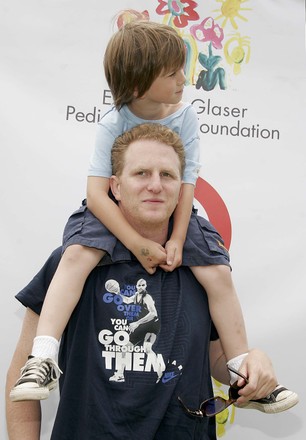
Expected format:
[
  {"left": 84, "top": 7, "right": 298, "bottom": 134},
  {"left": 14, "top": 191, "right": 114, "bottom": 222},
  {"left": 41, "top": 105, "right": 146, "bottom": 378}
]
[{"left": 1, "top": 1, "right": 305, "bottom": 439}]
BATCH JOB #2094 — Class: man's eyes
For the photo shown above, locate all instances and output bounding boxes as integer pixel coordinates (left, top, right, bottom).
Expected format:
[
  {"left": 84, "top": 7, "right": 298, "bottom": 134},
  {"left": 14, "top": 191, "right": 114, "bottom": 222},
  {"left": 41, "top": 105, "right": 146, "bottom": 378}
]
[{"left": 135, "top": 171, "right": 174, "bottom": 178}]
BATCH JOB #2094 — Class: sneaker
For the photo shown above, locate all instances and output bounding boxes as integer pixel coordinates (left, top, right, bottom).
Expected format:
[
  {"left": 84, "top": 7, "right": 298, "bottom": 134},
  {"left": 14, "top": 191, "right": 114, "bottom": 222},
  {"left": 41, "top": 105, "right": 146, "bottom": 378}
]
[
  {"left": 109, "top": 372, "right": 125, "bottom": 382},
  {"left": 237, "top": 385, "right": 299, "bottom": 414},
  {"left": 10, "top": 356, "right": 62, "bottom": 402}
]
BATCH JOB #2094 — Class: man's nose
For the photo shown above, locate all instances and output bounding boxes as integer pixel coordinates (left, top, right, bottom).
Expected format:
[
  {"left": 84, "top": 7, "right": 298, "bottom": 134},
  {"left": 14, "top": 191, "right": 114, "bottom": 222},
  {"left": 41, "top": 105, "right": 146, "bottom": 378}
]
[{"left": 147, "top": 174, "right": 162, "bottom": 192}]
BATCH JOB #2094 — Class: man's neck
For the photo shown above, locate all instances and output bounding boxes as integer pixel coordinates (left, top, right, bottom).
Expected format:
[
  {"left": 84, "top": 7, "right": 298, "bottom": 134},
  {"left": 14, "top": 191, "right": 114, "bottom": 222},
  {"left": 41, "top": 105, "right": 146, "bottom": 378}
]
[
  {"left": 137, "top": 224, "right": 168, "bottom": 246},
  {"left": 125, "top": 216, "right": 169, "bottom": 246}
]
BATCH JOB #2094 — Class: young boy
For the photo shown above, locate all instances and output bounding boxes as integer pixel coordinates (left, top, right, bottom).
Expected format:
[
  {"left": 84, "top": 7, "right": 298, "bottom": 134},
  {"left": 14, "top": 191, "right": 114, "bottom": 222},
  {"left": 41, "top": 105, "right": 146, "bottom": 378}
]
[{"left": 10, "top": 18, "right": 298, "bottom": 413}]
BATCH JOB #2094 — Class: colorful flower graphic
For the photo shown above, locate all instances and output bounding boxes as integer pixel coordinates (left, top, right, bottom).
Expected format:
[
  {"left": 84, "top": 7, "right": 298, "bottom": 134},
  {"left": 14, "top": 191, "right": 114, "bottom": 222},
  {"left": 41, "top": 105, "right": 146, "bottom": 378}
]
[
  {"left": 224, "top": 32, "right": 251, "bottom": 74},
  {"left": 190, "top": 17, "right": 224, "bottom": 49},
  {"left": 117, "top": 1, "right": 252, "bottom": 93},
  {"left": 116, "top": 9, "right": 149, "bottom": 28},
  {"left": 156, "top": 0, "right": 200, "bottom": 28},
  {"left": 196, "top": 43, "right": 226, "bottom": 91},
  {"left": 180, "top": 31, "right": 198, "bottom": 85}
]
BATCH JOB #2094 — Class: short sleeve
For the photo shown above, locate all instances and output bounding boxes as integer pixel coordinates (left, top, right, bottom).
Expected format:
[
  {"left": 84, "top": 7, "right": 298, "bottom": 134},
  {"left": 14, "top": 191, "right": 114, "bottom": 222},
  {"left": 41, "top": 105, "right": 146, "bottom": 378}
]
[{"left": 16, "top": 247, "right": 62, "bottom": 315}]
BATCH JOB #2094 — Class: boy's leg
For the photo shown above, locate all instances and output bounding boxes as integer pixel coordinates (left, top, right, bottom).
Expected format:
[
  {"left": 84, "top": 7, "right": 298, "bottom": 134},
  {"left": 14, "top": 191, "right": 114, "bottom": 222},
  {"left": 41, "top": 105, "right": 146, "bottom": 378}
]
[
  {"left": 36, "top": 245, "right": 104, "bottom": 340},
  {"left": 190, "top": 264, "right": 249, "bottom": 361},
  {"left": 10, "top": 245, "right": 104, "bottom": 402},
  {"left": 191, "top": 264, "right": 299, "bottom": 414}
]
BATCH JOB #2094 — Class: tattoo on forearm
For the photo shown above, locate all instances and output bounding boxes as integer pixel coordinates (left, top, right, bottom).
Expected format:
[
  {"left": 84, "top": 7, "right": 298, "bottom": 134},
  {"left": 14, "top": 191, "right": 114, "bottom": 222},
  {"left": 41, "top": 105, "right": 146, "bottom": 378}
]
[
  {"left": 140, "top": 248, "right": 153, "bottom": 262},
  {"left": 141, "top": 248, "right": 150, "bottom": 256}
]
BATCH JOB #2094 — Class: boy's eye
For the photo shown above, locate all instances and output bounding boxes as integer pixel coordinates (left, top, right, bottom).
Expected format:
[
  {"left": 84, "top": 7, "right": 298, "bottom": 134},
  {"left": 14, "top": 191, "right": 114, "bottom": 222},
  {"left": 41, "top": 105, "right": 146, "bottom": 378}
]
[{"left": 163, "top": 69, "right": 176, "bottom": 77}]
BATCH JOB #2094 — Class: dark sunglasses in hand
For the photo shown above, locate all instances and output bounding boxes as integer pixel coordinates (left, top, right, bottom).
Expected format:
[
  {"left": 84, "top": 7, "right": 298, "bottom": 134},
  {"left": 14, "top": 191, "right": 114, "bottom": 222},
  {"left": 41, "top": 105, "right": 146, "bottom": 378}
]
[{"left": 178, "top": 367, "right": 249, "bottom": 418}]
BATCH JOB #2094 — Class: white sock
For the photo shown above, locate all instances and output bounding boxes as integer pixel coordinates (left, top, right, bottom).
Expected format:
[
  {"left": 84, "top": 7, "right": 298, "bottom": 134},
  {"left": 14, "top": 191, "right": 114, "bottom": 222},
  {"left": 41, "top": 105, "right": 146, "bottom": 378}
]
[
  {"left": 227, "top": 353, "right": 248, "bottom": 384},
  {"left": 31, "top": 336, "right": 59, "bottom": 360}
]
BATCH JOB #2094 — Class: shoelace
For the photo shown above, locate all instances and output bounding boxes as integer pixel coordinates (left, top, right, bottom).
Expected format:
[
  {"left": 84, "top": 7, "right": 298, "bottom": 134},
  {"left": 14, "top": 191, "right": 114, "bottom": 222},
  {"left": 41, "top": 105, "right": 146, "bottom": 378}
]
[{"left": 18, "top": 358, "right": 62, "bottom": 383}]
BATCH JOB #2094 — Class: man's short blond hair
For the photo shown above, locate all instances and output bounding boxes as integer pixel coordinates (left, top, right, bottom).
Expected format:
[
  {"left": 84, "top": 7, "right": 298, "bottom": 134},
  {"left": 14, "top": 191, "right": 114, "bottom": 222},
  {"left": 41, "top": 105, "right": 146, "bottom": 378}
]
[
  {"left": 104, "top": 20, "right": 186, "bottom": 109},
  {"left": 111, "top": 123, "right": 185, "bottom": 177}
]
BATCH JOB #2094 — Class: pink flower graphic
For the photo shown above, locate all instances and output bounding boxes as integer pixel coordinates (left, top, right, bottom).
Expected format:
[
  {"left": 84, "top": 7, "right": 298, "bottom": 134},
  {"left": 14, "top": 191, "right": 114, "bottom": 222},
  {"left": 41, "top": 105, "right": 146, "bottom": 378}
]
[
  {"left": 116, "top": 9, "right": 149, "bottom": 29},
  {"left": 156, "top": 0, "right": 199, "bottom": 28},
  {"left": 190, "top": 17, "right": 224, "bottom": 49}
]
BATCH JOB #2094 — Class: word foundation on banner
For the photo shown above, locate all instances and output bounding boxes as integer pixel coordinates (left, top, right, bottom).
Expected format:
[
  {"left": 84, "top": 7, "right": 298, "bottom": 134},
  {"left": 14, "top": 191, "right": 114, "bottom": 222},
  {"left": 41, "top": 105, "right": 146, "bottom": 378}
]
[
  {"left": 192, "top": 98, "right": 280, "bottom": 140},
  {"left": 65, "top": 94, "right": 280, "bottom": 141}
]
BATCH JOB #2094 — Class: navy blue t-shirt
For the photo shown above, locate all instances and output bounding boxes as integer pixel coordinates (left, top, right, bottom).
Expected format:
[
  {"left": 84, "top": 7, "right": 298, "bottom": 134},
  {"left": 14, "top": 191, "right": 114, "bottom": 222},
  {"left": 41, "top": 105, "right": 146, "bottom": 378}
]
[{"left": 16, "top": 220, "right": 229, "bottom": 440}]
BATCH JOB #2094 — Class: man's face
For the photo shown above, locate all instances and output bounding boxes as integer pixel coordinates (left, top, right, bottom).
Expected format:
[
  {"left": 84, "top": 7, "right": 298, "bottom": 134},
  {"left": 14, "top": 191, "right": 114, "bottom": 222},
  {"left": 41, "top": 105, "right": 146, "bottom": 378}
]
[{"left": 111, "top": 139, "right": 182, "bottom": 228}]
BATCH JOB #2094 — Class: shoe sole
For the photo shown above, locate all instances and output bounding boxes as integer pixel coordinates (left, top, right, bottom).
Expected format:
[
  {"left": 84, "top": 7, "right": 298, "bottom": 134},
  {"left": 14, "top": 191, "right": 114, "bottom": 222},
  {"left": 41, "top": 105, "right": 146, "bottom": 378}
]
[
  {"left": 237, "top": 392, "right": 299, "bottom": 414},
  {"left": 9, "top": 381, "right": 57, "bottom": 402}
]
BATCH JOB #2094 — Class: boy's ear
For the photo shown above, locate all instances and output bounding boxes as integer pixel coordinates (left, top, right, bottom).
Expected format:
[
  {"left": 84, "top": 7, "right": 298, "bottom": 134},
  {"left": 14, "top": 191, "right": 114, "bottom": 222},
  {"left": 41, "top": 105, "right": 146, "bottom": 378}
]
[
  {"left": 133, "top": 88, "right": 146, "bottom": 99},
  {"left": 110, "top": 175, "right": 121, "bottom": 201}
]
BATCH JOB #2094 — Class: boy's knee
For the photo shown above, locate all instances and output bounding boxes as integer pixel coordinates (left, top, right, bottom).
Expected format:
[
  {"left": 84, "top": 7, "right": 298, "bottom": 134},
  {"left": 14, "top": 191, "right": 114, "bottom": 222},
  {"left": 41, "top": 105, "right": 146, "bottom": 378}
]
[
  {"left": 207, "top": 264, "right": 230, "bottom": 277},
  {"left": 63, "top": 244, "right": 99, "bottom": 265}
]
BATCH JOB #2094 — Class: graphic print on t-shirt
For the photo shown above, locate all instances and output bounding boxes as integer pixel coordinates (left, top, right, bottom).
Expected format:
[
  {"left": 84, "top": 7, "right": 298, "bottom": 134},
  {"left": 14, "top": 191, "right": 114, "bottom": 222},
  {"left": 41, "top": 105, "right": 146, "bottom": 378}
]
[{"left": 98, "top": 277, "right": 172, "bottom": 383}]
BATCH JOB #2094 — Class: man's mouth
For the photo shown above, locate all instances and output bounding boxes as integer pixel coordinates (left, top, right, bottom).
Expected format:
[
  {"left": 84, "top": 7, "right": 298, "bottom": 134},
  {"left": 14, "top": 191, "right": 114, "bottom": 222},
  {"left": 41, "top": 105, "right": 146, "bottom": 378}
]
[{"left": 143, "top": 198, "right": 164, "bottom": 204}]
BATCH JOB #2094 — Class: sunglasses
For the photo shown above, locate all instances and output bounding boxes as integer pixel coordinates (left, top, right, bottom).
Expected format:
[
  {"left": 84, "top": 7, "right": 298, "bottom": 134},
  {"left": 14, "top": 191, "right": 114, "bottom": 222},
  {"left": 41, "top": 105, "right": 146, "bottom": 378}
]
[{"left": 178, "top": 367, "right": 249, "bottom": 418}]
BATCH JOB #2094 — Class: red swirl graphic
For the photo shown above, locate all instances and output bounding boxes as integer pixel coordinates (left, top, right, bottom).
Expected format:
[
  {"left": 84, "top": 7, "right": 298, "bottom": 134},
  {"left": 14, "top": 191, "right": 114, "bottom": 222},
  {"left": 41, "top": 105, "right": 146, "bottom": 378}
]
[{"left": 194, "top": 177, "right": 232, "bottom": 249}]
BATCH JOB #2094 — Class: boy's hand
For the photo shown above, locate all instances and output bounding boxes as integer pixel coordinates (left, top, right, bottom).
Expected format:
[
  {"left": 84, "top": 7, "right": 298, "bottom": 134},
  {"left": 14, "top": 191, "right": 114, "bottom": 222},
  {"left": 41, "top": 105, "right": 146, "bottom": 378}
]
[
  {"left": 132, "top": 238, "right": 167, "bottom": 274},
  {"left": 159, "top": 238, "right": 183, "bottom": 272}
]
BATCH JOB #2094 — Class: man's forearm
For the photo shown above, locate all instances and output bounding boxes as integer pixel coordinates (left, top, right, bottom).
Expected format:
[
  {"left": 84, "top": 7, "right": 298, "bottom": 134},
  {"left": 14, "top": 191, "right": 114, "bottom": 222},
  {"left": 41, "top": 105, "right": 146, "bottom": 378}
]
[
  {"left": 209, "top": 339, "right": 230, "bottom": 384},
  {"left": 5, "top": 308, "right": 42, "bottom": 439},
  {"left": 6, "top": 389, "right": 41, "bottom": 440}
]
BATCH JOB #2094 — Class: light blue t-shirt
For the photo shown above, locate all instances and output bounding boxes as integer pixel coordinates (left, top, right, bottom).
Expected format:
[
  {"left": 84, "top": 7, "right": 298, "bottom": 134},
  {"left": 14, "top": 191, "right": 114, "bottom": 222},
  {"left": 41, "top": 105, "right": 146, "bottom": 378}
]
[{"left": 88, "top": 103, "right": 201, "bottom": 185}]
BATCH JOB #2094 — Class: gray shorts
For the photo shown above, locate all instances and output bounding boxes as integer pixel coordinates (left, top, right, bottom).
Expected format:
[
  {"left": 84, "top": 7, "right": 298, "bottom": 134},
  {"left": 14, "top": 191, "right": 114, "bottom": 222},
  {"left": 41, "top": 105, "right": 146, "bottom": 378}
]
[{"left": 62, "top": 200, "right": 116, "bottom": 255}]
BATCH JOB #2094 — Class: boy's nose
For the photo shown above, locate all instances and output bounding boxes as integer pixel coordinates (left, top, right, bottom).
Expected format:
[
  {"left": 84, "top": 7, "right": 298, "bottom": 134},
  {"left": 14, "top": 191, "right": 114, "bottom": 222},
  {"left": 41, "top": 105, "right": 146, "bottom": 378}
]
[{"left": 177, "top": 68, "right": 186, "bottom": 85}]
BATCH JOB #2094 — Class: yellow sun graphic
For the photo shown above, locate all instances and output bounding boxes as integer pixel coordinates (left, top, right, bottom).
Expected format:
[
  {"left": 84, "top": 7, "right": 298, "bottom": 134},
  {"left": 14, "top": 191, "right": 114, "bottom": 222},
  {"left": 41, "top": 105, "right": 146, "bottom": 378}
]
[{"left": 213, "top": 0, "right": 252, "bottom": 30}]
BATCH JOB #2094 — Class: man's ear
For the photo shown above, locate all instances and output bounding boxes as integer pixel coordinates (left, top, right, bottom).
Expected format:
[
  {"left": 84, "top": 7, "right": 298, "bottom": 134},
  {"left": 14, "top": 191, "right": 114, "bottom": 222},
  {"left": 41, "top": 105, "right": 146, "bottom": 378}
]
[{"left": 110, "top": 175, "right": 121, "bottom": 201}]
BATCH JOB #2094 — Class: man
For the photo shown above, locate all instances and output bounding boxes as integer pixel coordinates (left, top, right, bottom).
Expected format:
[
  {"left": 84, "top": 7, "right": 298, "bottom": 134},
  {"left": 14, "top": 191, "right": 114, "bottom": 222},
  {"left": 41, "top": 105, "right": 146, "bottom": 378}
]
[{"left": 6, "top": 123, "right": 277, "bottom": 440}]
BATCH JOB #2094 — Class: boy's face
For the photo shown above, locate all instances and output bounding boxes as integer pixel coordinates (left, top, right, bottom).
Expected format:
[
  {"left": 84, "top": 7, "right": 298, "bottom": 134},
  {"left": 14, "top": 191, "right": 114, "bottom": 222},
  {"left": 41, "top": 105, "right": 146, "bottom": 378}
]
[
  {"left": 110, "top": 138, "right": 182, "bottom": 229},
  {"left": 141, "top": 67, "right": 186, "bottom": 105}
]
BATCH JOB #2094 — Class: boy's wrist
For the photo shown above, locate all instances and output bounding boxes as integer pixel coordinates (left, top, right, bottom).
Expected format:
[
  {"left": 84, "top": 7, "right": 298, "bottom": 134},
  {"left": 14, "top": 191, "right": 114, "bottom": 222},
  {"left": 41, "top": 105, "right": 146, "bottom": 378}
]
[
  {"left": 125, "top": 231, "right": 144, "bottom": 252},
  {"left": 167, "top": 235, "right": 184, "bottom": 246}
]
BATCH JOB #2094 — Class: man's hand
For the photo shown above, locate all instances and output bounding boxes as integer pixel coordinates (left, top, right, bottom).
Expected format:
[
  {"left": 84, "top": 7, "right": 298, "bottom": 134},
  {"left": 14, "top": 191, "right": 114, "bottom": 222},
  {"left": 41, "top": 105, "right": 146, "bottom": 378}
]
[{"left": 235, "top": 348, "right": 278, "bottom": 405}]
